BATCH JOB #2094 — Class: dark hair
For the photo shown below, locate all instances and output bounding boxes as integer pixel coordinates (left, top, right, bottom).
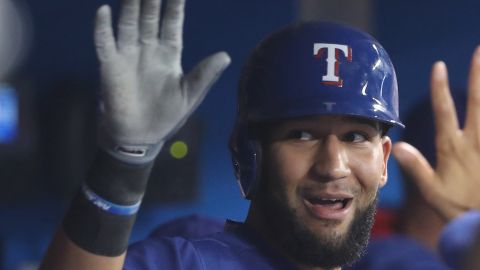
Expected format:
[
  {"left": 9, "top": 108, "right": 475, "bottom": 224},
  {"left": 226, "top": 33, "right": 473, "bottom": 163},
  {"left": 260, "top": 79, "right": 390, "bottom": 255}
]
[{"left": 403, "top": 90, "right": 466, "bottom": 167}]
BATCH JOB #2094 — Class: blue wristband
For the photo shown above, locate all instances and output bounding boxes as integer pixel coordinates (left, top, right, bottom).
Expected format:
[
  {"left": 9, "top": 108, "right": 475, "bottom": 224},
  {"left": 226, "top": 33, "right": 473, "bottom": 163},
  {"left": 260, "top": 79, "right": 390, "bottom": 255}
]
[{"left": 81, "top": 183, "right": 141, "bottom": 215}]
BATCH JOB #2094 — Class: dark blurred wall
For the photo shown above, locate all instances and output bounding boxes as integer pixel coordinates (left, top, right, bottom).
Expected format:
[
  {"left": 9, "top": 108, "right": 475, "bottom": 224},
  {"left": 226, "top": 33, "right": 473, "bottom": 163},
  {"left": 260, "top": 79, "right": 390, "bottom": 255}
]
[
  {"left": 0, "top": 0, "right": 295, "bottom": 269},
  {"left": 375, "top": 0, "right": 480, "bottom": 115},
  {"left": 4, "top": 0, "right": 479, "bottom": 269}
]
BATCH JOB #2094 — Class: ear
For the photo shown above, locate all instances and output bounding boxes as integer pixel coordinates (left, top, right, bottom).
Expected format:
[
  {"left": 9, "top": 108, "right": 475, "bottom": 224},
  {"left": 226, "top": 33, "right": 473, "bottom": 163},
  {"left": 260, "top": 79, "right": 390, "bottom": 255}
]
[{"left": 379, "top": 136, "right": 392, "bottom": 188}]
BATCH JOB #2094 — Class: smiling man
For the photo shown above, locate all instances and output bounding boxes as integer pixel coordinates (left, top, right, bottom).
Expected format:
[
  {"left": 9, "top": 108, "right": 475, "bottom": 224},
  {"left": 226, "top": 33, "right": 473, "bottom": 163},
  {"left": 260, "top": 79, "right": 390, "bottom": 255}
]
[
  {"left": 225, "top": 22, "right": 397, "bottom": 269},
  {"left": 40, "top": 0, "right": 480, "bottom": 269},
  {"left": 247, "top": 117, "right": 389, "bottom": 268}
]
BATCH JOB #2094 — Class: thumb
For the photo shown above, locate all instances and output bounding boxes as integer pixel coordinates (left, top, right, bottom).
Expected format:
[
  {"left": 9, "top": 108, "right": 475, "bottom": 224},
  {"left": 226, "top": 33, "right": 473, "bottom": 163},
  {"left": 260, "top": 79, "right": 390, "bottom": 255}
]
[
  {"left": 184, "top": 51, "right": 231, "bottom": 108},
  {"left": 393, "top": 142, "right": 436, "bottom": 198}
]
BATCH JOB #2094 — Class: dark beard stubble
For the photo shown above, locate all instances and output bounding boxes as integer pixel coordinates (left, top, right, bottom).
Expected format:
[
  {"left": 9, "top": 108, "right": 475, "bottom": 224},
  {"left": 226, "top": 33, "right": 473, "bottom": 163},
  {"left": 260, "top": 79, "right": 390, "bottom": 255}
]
[{"left": 257, "top": 183, "right": 378, "bottom": 269}]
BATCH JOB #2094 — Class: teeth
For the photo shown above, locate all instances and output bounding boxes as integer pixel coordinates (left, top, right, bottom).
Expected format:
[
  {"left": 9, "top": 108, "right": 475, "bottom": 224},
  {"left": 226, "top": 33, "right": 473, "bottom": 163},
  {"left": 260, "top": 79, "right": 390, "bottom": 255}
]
[
  {"left": 311, "top": 198, "right": 344, "bottom": 204},
  {"left": 322, "top": 199, "right": 340, "bottom": 203}
]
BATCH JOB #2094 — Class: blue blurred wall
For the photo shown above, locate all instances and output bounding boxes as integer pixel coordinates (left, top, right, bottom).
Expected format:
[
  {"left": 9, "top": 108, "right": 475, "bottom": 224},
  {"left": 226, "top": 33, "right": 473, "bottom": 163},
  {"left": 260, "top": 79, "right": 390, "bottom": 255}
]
[
  {"left": 1, "top": 0, "right": 295, "bottom": 269},
  {"left": 373, "top": 0, "right": 480, "bottom": 210},
  {"left": 3, "top": 0, "right": 480, "bottom": 269}
]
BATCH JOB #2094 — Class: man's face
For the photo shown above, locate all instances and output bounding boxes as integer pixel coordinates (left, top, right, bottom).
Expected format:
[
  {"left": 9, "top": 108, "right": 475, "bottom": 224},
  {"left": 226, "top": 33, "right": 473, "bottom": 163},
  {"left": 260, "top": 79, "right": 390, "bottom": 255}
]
[{"left": 254, "top": 115, "right": 391, "bottom": 268}]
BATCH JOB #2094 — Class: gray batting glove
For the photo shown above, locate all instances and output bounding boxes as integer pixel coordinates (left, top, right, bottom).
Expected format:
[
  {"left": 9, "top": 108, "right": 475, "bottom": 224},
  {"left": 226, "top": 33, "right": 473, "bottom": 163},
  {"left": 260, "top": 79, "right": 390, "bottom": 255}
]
[{"left": 94, "top": 0, "right": 231, "bottom": 164}]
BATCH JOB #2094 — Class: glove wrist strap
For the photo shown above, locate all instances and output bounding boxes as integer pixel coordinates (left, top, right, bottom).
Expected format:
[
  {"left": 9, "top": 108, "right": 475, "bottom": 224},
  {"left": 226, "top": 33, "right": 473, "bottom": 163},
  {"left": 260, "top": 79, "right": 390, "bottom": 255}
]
[{"left": 98, "top": 129, "right": 165, "bottom": 165}]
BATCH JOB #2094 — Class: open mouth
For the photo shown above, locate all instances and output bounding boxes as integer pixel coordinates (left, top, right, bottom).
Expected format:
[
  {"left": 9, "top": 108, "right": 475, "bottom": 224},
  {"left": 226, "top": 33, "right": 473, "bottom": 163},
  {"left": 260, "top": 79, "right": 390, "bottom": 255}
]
[
  {"left": 307, "top": 197, "right": 350, "bottom": 209},
  {"left": 304, "top": 196, "right": 353, "bottom": 220}
]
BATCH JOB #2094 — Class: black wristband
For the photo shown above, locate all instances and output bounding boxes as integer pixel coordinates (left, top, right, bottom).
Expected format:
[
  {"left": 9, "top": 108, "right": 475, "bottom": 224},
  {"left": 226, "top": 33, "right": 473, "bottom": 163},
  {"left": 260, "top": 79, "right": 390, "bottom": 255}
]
[
  {"left": 63, "top": 189, "right": 137, "bottom": 256},
  {"left": 62, "top": 149, "right": 155, "bottom": 256},
  {"left": 86, "top": 149, "right": 155, "bottom": 205}
]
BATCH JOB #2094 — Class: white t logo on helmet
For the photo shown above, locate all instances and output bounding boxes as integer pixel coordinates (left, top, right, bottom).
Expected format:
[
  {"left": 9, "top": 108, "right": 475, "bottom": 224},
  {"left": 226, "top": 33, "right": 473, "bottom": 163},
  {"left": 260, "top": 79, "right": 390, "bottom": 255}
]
[{"left": 313, "top": 43, "right": 352, "bottom": 87}]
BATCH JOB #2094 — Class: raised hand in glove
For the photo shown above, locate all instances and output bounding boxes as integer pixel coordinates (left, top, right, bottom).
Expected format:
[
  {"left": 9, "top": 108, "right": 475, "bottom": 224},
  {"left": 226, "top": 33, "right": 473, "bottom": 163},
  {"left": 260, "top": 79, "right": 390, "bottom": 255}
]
[{"left": 95, "top": 0, "right": 230, "bottom": 164}]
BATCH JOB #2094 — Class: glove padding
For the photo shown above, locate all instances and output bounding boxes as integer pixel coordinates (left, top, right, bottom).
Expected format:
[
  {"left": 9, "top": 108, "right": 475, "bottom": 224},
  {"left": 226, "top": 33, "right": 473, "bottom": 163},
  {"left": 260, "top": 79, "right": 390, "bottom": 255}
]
[{"left": 95, "top": 0, "right": 231, "bottom": 164}]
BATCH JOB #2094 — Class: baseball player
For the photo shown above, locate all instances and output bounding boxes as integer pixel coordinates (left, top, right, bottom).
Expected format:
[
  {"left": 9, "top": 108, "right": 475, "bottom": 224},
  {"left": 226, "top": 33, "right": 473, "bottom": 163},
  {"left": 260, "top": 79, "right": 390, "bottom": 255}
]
[{"left": 39, "top": 0, "right": 480, "bottom": 269}]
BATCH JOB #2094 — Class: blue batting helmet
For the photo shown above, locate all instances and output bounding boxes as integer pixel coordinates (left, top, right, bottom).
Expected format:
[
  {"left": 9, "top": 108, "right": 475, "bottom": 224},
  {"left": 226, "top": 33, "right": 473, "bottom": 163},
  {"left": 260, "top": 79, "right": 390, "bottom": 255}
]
[{"left": 230, "top": 21, "right": 403, "bottom": 199}]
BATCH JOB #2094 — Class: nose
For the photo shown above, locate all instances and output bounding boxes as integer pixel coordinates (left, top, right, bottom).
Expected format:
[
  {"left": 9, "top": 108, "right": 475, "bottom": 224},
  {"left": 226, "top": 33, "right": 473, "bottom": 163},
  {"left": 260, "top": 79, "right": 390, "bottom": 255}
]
[{"left": 311, "top": 135, "right": 351, "bottom": 181}]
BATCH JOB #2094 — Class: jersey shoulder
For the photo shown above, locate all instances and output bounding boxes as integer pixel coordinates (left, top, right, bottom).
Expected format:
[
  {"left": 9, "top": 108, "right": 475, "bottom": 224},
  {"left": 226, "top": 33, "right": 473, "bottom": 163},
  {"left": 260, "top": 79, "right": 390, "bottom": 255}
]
[{"left": 125, "top": 218, "right": 296, "bottom": 270}]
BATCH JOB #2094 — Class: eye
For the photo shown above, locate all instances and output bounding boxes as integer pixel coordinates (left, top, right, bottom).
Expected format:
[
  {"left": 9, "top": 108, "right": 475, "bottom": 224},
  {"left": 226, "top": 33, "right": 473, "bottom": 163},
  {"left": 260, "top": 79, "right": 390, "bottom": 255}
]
[
  {"left": 343, "top": 131, "right": 367, "bottom": 143},
  {"left": 288, "top": 130, "right": 314, "bottom": 141}
]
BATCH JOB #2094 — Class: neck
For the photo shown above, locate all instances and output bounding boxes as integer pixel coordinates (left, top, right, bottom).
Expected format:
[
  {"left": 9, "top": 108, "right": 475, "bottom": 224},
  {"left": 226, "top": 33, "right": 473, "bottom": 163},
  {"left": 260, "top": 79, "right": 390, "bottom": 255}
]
[{"left": 245, "top": 202, "right": 341, "bottom": 270}]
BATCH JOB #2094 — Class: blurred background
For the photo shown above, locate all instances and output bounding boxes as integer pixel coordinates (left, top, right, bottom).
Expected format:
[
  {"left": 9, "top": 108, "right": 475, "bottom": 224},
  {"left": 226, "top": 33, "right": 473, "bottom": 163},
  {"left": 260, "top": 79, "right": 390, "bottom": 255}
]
[{"left": 0, "top": 0, "right": 479, "bottom": 269}]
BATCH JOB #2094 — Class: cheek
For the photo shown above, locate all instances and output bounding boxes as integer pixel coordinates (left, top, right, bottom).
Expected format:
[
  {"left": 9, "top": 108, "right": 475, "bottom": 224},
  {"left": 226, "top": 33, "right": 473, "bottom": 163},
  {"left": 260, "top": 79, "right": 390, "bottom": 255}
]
[
  {"left": 348, "top": 145, "right": 385, "bottom": 191},
  {"left": 264, "top": 145, "right": 313, "bottom": 193}
]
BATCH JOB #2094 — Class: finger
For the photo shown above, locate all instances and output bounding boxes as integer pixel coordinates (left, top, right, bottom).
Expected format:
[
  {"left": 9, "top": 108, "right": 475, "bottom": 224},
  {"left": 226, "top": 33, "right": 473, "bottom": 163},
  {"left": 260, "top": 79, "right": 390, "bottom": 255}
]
[
  {"left": 393, "top": 142, "right": 436, "bottom": 199},
  {"left": 464, "top": 46, "right": 480, "bottom": 138},
  {"left": 140, "top": 0, "right": 161, "bottom": 44},
  {"left": 160, "top": 0, "right": 185, "bottom": 47},
  {"left": 94, "top": 5, "right": 117, "bottom": 62},
  {"left": 184, "top": 52, "right": 231, "bottom": 109},
  {"left": 430, "top": 61, "right": 459, "bottom": 142},
  {"left": 394, "top": 143, "right": 466, "bottom": 221},
  {"left": 117, "top": 0, "right": 140, "bottom": 49}
]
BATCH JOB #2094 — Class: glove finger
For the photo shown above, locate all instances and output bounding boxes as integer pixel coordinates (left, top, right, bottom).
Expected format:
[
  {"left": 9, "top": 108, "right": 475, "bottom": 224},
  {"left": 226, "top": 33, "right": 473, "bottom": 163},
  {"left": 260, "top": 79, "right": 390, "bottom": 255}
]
[
  {"left": 94, "top": 5, "right": 117, "bottom": 63},
  {"left": 140, "top": 0, "right": 162, "bottom": 45},
  {"left": 159, "top": 0, "right": 185, "bottom": 48},
  {"left": 117, "top": 0, "right": 140, "bottom": 49},
  {"left": 184, "top": 51, "right": 231, "bottom": 109}
]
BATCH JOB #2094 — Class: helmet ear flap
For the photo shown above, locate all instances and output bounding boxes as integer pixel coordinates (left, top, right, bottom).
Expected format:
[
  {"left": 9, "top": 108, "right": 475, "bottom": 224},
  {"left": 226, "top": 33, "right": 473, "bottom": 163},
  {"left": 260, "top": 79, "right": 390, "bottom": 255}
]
[{"left": 230, "top": 123, "right": 262, "bottom": 200}]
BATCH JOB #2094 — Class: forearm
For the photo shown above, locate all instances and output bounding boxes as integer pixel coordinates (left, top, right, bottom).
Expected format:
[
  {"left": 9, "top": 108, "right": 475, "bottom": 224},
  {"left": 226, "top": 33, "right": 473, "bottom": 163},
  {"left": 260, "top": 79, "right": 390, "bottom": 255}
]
[
  {"left": 40, "top": 229, "right": 126, "bottom": 270},
  {"left": 40, "top": 149, "right": 155, "bottom": 270},
  {"left": 39, "top": 0, "right": 228, "bottom": 267}
]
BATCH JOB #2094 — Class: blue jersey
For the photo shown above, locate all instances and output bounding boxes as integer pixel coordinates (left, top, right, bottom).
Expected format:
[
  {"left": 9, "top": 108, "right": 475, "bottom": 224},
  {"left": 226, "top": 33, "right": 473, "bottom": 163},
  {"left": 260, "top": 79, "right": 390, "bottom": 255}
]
[
  {"left": 348, "top": 210, "right": 480, "bottom": 270},
  {"left": 345, "top": 236, "right": 450, "bottom": 270},
  {"left": 125, "top": 211, "right": 480, "bottom": 270},
  {"left": 125, "top": 220, "right": 296, "bottom": 270}
]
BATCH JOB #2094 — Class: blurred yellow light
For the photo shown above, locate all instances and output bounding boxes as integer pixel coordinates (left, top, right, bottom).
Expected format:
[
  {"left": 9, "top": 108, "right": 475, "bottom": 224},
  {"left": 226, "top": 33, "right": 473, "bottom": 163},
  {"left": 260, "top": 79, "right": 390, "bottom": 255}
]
[{"left": 170, "top": 141, "right": 188, "bottom": 159}]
